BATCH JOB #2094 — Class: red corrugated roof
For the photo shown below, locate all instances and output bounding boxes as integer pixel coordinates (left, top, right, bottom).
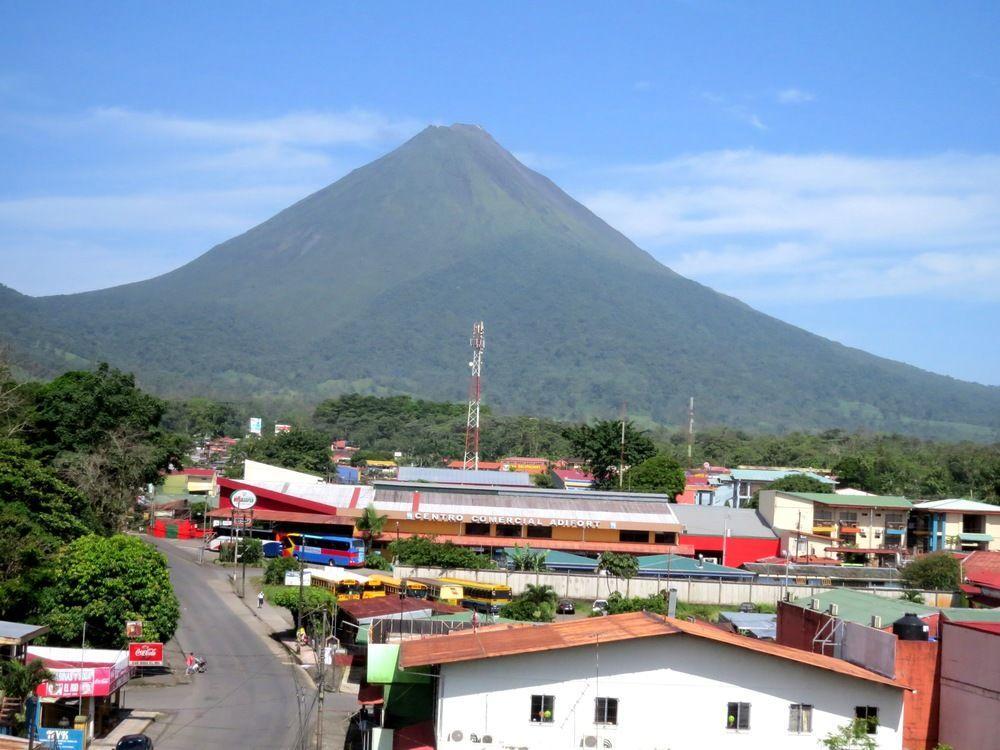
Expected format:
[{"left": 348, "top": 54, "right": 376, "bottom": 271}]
[
  {"left": 947, "top": 620, "right": 1000, "bottom": 635},
  {"left": 337, "top": 597, "right": 435, "bottom": 620},
  {"left": 553, "top": 469, "right": 594, "bottom": 481},
  {"left": 173, "top": 468, "right": 215, "bottom": 476},
  {"left": 963, "top": 550, "right": 1000, "bottom": 588},
  {"left": 393, "top": 721, "right": 435, "bottom": 750},
  {"left": 400, "top": 611, "right": 906, "bottom": 689}
]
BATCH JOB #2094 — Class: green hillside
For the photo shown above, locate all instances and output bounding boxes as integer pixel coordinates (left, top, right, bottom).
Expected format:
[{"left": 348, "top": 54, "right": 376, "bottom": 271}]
[{"left": 2, "top": 124, "right": 999, "bottom": 439}]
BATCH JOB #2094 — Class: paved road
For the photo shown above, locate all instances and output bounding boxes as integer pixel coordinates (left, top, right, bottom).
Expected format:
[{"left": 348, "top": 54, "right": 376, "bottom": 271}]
[{"left": 127, "top": 538, "right": 310, "bottom": 750}]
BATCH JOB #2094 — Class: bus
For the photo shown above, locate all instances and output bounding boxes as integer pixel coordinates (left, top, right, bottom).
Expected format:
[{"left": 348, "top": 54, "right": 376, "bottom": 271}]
[
  {"left": 438, "top": 577, "right": 513, "bottom": 615},
  {"left": 309, "top": 568, "right": 366, "bottom": 601},
  {"left": 281, "top": 533, "right": 365, "bottom": 567},
  {"left": 407, "top": 577, "right": 464, "bottom": 606},
  {"left": 367, "top": 574, "right": 429, "bottom": 600},
  {"left": 360, "top": 574, "right": 386, "bottom": 600}
]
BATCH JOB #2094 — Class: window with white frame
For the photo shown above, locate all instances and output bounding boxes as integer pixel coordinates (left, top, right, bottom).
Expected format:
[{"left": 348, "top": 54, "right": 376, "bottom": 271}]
[
  {"left": 855, "top": 705, "right": 878, "bottom": 734},
  {"left": 726, "top": 702, "right": 750, "bottom": 730},
  {"left": 788, "top": 704, "right": 813, "bottom": 733},
  {"left": 530, "top": 695, "right": 554, "bottom": 723},
  {"left": 594, "top": 697, "right": 618, "bottom": 725}
]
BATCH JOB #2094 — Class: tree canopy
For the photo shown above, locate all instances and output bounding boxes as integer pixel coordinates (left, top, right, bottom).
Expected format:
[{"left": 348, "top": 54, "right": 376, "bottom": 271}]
[
  {"left": 565, "top": 419, "right": 656, "bottom": 489},
  {"left": 225, "top": 428, "right": 332, "bottom": 477},
  {"left": 902, "top": 552, "right": 961, "bottom": 591},
  {"left": 626, "top": 453, "right": 685, "bottom": 496},
  {"left": 41, "top": 534, "right": 180, "bottom": 648}
]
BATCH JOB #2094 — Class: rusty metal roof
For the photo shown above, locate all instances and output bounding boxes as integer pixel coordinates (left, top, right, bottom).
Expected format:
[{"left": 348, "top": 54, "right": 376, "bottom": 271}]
[{"left": 399, "top": 612, "right": 906, "bottom": 689}]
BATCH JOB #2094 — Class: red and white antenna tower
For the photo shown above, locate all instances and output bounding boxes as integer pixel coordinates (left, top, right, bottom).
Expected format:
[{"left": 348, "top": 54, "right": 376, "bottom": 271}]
[{"left": 463, "top": 321, "right": 485, "bottom": 471}]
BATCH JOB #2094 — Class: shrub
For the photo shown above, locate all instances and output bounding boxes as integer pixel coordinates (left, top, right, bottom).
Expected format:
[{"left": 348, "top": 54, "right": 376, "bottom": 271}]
[
  {"left": 365, "top": 552, "right": 392, "bottom": 571},
  {"left": 263, "top": 556, "right": 300, "bottom": 585},
  {"left": 389, "top": 535, "right": 496, "bottom": 569},
  {"left": 902, "top": 552, "right": 960, "bottom": 590},
  {"left": 219, "top": 538, "right": 263, "bottom": 565},
  {"left": 501, "top": 598, "right": 555, "bottom": 622}
]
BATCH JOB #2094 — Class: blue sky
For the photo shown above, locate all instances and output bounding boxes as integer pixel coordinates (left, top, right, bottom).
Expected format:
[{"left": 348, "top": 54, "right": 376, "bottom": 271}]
[{"left": 1, "top": 2, "right": 998, "bottom": 384}]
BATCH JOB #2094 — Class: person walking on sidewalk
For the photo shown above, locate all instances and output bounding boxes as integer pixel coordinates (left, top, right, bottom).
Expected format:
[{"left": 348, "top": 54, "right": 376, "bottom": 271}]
[
  {"left": 185, "top": 652, "right": 196, "bottom": 675},
  {"left": 257, "top": 590, "right": 265, "bottom": 609}
]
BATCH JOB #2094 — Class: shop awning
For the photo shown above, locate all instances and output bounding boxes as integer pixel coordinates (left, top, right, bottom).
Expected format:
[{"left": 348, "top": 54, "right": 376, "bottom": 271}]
[{"left": 960, "top": 533, "right": 993, "bottom": 543}]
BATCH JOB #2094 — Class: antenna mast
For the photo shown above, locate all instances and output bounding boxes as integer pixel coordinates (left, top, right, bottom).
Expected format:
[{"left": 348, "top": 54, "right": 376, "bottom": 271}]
[
  {"left": 463, "top": 321, "right": 486, "bottom": 471},
  {"left": 687, "top": 396, "right": 695, "bottom": 469}
]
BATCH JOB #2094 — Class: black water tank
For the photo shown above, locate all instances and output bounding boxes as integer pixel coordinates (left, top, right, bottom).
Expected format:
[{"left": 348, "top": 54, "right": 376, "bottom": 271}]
[{"left": 892, "top": 613, "right": 929, "bottom": 641}]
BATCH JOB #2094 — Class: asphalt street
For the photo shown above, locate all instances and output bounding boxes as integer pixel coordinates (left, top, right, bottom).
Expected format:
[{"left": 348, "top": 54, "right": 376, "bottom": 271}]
[{"left": 126, "top": 537, "right": 311, "bottom": 750}]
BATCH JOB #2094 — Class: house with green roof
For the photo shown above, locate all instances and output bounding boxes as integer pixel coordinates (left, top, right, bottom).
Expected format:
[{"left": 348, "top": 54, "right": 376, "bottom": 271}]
[{"left": 759, "top": 490, "right": 912, "bottom": 565}]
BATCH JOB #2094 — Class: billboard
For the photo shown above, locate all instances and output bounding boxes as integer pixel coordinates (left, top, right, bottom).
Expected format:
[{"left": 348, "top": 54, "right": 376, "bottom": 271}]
[
  {"left": 274, "top": 423, "right": 291, "bottom": 434},
  {"left": 36, "top": 660, "right": 130, "bottom": 698},
  {"left": 128, "top": 642, "right": 164, "bottom": 667},
  {"left": 41, "top": 728, "right": 85, "bottom": 750},
  {"left": 125, "top": 620, "right": 143, "bottom": 639},
  {"left": 249, "top": 417, "right": 262, "bottom": 436}
]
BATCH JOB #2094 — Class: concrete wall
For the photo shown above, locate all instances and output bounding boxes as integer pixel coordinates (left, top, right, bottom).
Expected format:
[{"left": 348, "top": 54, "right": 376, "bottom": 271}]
[
  {"left": 759, "top": 491, "right": 814, "bottom": 533},
  {"left": 436, "top": 633, "right": 904, "bottom": 750},
  {"left": 395, "top": 566, "right": 949, "bottom": 607},
  {"left": 938, "top": 622, "right": 1000, "bottom": 750}
]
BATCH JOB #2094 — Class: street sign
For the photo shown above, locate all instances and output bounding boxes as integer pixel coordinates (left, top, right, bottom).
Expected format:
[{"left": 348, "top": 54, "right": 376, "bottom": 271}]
[
  {"left": 231, "top": 511, "right": 254, "bottom": 528},
  {"left": 125, "top": 620, "right": 143, "bottom": 639},
  {"left": 128, "top": 642, "right": 164, "bottom": 667},
  {"left": 231, "top": 489, "right": 257, "bottom": 510}
]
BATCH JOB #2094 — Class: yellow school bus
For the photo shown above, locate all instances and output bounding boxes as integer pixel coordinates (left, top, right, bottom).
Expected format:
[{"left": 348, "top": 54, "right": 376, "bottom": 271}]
[
  {"left": 438, "top": 577, "right": 512, "bottom": 615},
  {"left": 408, "top": 577, "right": 464, "bottom": 605}
]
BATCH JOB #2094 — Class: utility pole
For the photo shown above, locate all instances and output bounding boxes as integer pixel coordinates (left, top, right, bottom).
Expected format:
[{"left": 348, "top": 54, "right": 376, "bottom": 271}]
[
  {"left": 315, "top": 609, "right": 327, "bottom": 750},
  {"left": 297, "top": 548, "right": 305, "bottom": 653},
  {"left": 618, "top": 403, "right": 626, "bottom": 489}
]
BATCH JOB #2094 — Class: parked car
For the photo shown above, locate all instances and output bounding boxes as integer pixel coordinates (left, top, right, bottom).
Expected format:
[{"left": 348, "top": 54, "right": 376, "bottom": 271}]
[
  {"left": 116, "top": 735, "right": 153, "bottom": 750},
  {"left": 556, "top": 599, "right": 575, "bottom": 615},
  {"left": 592, "top": 599, "right": 609, "bottom": 616}
]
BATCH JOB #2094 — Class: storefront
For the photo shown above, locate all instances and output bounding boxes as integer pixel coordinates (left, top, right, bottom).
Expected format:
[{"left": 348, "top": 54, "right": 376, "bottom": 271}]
[{"left": 27, "top": 646, "right": 130, "bottom": 746}]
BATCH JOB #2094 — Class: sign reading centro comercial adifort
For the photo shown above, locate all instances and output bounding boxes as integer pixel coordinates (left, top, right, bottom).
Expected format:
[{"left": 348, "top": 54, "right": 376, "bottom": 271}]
[{"left": 410, "top": 512, "right": 607, "bottom": 529}]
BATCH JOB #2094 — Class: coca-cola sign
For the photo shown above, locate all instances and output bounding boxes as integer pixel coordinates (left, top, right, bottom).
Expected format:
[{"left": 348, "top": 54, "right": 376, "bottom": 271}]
[{"left": 128, "top": 642, "right": 164, "bottom": 667}]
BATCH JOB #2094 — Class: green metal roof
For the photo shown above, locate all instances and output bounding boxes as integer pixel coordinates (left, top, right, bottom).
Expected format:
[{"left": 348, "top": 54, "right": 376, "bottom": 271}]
[
  {"left": 502, "top": 547, "right": 597, "bottom": 569},
  {"left": 791, "top": 589, "right": 936, "bottom": 625},
  {"left": 782, "top": 492, "right": 912, "bottom": 509},
  {"left": 636, "top": 554, "right": 753, "bottom": 577},
  {"left": 940, "top": 608, "right": 1000, "bottom": 622},
  {"left": 427, "top": 612, "right": 516, "bottom": 624},
  {"left": 367, "top": 644, "right": 430, "bottom": 685},
  {"left": 959, "top": 533, "right": 993, "bottom": 542}
]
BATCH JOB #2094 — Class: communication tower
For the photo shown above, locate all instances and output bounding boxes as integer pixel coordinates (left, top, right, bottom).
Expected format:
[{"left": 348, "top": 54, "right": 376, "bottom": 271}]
[{"left": 463, "top": 321, "right": 486, "bottom": 471}]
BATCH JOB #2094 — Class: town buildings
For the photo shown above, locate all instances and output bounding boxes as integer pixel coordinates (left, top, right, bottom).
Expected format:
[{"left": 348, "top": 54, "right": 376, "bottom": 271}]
[
  {"left": 909, "top": 498, "right": 1000, "bottom": 553},
  {"left": 399, "top": 612, "right": 907, "bottom": 749},
  {"left": 759, "top": 490, "right": 912, "bottom": 564}
]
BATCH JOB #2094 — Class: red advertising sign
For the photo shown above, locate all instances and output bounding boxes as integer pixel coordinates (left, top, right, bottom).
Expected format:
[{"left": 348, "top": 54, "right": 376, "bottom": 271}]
[
  {"left": 36, "top": 659, "right": 131, "bottom": 698},
  {"left": 128, "top": 642, "right": 164, "bottom": 667},
  {"left": 125, "top": 620, "right": 143, "bottom": 639}
]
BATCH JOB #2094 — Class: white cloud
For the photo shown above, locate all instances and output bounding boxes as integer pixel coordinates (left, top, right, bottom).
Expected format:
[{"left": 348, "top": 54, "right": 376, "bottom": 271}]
[
  {"left": 0, "top": 185, "right": 316, "bottom": 233},
  {"left": 79, "top": 106, "right": 423, "bottom": 147},
  {"left": 582, "top": 150, "right": 1000, "bottom": 301},
  {"left": 777, "top": 88, "right": 815, "bottom": 104},
  {"left": 700, "top": 92, "right": 767, "bottom": 131}
]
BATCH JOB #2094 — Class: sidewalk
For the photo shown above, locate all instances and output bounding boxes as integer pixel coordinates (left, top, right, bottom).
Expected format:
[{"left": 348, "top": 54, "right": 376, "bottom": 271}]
[{"left": 92, "top": 711, "right": 160, "bottom": 749}]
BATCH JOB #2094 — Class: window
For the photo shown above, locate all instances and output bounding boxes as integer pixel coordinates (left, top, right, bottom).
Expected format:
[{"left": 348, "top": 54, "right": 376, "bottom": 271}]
[
  {"left": 495, "top": 524, "right": 522, "bottom": 538},
  {"left": 530, "top": 695, "right": 554, "bottom": 723},
  {"left": 594, "top": 697, "right": 618, "bottom": 725},
  {"left": 526, "top": 525, "right": 552, "bottom": 539},
  {"left": 726, "top": 702, "right": 750, "bottom": 730},
  {"left": 839, "top": 511, "right": 858, "bottom": 525},
  {"left": 619, "top": 529, "right": 650, "bottom": 544},
  {"left": 855, "top": 706, "right": 878, "bottom": 734},
  {"left": 465, "top": 522, "right": 490, "bottom": 536},
  {"left": 653, "top": 532, "right": 677, "bottom": 545},
  {"left": 788, "top": 704, "right": 813, "bottom": 733}
]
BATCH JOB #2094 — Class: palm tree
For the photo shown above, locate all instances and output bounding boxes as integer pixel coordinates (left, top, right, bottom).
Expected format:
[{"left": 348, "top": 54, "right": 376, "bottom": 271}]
[
  {"left": 509, "top": 545, "right": 546, "bottom": 571},
  {"left": 522, "top": 583, "right": 557, "bottom": 606},
  {"left": 354, "top": 504, "right": 388, "bottom": 559},
  {"left": 0, "top": 658, "right": 52, "bottom": 729}
]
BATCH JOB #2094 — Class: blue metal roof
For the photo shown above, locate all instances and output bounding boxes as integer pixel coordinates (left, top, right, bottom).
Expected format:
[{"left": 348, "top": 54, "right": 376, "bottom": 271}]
[{"left": 396, "top": 467, "right": 533, "bottom": 486}]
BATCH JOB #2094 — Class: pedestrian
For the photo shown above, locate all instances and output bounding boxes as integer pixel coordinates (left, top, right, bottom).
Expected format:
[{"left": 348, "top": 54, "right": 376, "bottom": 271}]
[
  {"left": 471, "top": 611, "right": 479, "bottom": 630},
  {"left": 185, "top": 652, "right": 196, "bottom": 675},
  {"left": 257, "top": 590, "right": 264, "bottom": 609}
]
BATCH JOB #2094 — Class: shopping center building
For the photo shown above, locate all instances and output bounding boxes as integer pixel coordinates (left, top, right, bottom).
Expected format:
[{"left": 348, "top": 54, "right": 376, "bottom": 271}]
[{"left": 214, "top": 477, "right": 691, "bottom": 556}]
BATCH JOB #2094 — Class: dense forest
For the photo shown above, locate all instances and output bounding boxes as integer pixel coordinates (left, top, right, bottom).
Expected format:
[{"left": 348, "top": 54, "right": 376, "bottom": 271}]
[{"left": 160, "top": 391, "right": 1000, "bottom": 503}]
